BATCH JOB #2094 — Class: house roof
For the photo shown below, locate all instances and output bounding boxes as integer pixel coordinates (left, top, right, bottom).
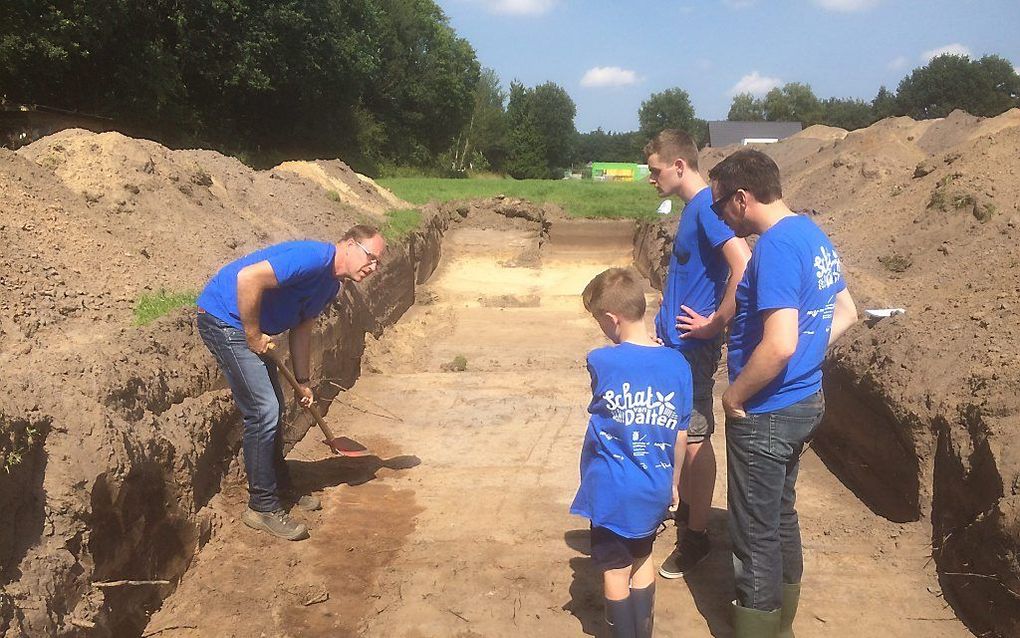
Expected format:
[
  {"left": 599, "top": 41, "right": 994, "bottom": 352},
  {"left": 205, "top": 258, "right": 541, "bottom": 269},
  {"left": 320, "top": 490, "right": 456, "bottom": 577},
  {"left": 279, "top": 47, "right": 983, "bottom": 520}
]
[{"left": 707, "top": 121, "right": 803, "bottom": 147}]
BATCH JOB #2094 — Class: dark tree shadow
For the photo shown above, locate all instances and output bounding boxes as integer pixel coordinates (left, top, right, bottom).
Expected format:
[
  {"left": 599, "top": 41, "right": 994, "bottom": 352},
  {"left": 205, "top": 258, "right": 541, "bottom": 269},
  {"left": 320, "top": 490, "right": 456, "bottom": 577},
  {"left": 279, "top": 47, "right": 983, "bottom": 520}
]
[{"left": 286, "top": 454, "right": 421, "bottom": 493}]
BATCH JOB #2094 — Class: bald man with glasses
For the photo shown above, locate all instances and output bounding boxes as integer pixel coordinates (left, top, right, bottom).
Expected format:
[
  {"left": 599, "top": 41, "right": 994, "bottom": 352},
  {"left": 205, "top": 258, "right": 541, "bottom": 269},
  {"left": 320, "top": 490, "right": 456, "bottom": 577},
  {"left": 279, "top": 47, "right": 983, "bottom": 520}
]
[{"left": 196, "top": 224, "right": 386, "bottom": 540}]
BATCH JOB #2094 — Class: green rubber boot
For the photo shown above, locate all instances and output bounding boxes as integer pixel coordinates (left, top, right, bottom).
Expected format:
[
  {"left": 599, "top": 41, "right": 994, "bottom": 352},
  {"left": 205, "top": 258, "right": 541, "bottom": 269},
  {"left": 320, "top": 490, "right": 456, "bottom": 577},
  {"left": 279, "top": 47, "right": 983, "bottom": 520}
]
[
  {"left": 778, "top": 583, "right": 801, "bottom": 638},
  {"left": 732, "top": 601, "right": 781, "bottom": 638}
]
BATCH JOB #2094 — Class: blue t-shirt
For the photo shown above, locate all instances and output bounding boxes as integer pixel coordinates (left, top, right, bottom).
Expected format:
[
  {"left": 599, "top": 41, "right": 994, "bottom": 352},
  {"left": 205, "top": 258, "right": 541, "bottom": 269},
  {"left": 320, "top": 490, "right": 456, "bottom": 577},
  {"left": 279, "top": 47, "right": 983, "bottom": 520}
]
[
  {"left": 655, "top": 187, "right": 736, "bottom": 351},
  {"left": 728, "top": 215, "right": 846, "bottom": 413},
  {"left": 570, "top": 342, "right": 693, "bottom": 539},
  {"left": 197, "top": 240, "right": 342, "bottom": 335}
]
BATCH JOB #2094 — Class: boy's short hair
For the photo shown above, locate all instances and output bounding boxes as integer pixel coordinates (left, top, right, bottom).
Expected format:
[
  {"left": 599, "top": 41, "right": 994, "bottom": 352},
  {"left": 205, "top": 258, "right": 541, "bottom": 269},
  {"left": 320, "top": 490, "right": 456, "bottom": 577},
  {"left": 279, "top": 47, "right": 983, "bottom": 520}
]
[
  {"left": 707, "top": 149, "right": 783, "bottom": 204},
  {"left": 582, "top": 268, "right": 646, "bottom": 321},
  {"left": 643, "top": 129, "right": 700, "bottom": 172}
]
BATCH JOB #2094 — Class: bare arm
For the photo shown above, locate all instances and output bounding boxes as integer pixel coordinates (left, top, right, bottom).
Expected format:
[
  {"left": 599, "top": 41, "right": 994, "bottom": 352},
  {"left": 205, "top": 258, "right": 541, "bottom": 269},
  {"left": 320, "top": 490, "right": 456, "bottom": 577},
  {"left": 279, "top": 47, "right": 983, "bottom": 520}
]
[
  {"left": 287, "top": 318, "right": 316, "bottom": 407},
  {"left": 714, "top": 237, "right": 752, "bottom": 327},
  {"left": 678, "top": 236, "right": 752, "bottom": 339},
  {"left": 828, "top": 288, "right": 858, "bottom": 347},
  {"left": 722, "top": 307, "right": 798, "bottom": 417},
  {"left": 236, "top": 260, "right": 278, "bottom": 353}
]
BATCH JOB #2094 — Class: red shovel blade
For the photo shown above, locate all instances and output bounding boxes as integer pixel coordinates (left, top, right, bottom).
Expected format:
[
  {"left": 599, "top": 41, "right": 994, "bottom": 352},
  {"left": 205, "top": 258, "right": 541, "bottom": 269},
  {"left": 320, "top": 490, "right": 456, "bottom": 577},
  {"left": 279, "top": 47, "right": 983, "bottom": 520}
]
[{"left": 324, "top": 436, "right": 371, "bottom": 457}]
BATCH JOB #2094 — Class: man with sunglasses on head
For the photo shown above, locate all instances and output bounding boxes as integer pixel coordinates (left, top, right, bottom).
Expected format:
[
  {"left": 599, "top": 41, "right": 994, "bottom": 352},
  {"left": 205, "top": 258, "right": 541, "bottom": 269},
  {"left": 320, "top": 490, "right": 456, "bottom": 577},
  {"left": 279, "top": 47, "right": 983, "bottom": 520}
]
[
  {"left": 196, "top": 224, "right": 385, "bottom": 541},
  {"left": 708, "top": 149, "right": 857, "bottom": 637},
  {"left": 644, "top": 130, "right": 752, "bottom": 580}
]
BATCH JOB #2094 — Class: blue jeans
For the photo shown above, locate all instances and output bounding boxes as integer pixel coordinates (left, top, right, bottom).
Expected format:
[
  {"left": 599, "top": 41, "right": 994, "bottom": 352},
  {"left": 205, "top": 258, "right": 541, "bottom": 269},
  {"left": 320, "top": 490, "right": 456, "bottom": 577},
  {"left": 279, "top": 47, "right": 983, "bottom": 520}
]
[
  {"left": 726, "top": 391, "right": 825, "bottom": 611},
  {"left": 197, "top": 312, "right": 292, "bottom": 512}
]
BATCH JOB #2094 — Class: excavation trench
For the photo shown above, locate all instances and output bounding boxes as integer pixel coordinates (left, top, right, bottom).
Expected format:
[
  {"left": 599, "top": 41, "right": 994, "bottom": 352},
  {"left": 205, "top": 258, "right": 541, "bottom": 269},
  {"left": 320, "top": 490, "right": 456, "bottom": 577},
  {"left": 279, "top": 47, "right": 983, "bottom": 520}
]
[
  {"left": 133, "top": 215, "right": 972, "bottom": 637},
  {"left": 0, "top": 202, "right": 986, "bottom": 637}
]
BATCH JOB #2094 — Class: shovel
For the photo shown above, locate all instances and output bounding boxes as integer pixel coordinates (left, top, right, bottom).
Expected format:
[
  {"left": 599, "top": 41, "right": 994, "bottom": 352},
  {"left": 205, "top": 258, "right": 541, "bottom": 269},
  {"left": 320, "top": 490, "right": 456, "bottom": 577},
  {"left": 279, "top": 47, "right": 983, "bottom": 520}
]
[{"left": 266, "top": 346, "right": 371, "bottom": 457}]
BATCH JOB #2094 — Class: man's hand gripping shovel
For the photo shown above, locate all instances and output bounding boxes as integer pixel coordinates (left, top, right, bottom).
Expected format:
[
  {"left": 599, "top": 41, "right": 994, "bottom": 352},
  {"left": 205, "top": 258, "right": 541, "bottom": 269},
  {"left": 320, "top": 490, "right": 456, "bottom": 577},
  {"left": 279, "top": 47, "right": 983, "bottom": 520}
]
[{"left": 265, "top": 345, "right": 371, "bottom": 457}]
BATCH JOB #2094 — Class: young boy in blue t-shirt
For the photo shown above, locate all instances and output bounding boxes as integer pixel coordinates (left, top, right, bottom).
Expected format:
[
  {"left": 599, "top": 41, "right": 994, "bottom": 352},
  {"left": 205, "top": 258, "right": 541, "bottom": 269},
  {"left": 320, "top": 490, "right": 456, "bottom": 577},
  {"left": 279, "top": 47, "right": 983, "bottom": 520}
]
[{"left": 571, "top": 267, "right": 693, "bottom": 638}]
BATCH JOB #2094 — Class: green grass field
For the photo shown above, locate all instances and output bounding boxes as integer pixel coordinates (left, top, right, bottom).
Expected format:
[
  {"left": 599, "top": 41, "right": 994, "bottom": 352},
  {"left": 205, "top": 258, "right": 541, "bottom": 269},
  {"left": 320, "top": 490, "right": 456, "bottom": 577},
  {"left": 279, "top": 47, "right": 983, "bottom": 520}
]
[{"left": 378, "top": 177, "right": 671, "bottom": 220}]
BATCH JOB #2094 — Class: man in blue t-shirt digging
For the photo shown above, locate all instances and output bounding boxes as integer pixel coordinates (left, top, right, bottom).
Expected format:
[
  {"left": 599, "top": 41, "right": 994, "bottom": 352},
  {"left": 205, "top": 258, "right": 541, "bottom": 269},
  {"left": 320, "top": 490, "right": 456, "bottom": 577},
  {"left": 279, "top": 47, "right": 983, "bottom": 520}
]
[
  {"left": 196, "top": 225, "right": 386, "bottom": 541},
  {"left": 644, "top": 129, "right": 751, "bottom": 579},
  {"left": 708, "top": 150, "right": 857, "bottom": 637}
]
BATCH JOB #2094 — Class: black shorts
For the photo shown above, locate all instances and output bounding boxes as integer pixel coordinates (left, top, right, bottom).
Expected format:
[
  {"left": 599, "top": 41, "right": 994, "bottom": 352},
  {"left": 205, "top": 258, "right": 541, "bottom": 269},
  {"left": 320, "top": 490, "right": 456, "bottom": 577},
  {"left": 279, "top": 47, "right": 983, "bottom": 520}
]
[{"left": 590, "top": 526, "right": 655, "bottom": 571}]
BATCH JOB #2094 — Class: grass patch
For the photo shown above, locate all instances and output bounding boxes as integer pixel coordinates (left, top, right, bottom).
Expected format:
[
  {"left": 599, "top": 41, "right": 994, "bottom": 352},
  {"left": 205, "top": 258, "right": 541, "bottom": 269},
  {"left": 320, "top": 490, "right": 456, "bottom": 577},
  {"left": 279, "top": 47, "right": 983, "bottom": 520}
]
[
  {"left": 134, "top": 289, "right": 198, "bottom": 325},
  {"left": 878, "top": 253, "right": 912, "bottom": 273},
  {"left": 378, "top": 177, "right": 666, "bottom": 220},
  {"left": 326, "top": 189, "right": 342, "bottom": 202},
  {"left": 441, "top": 354, "right": 468, "bottom": 372},
  {"left": 381, "top": 208, "right": 423, "bottom": 242},
  {"left": 2, "top": 422, "right": 42, "bottom": 473}
]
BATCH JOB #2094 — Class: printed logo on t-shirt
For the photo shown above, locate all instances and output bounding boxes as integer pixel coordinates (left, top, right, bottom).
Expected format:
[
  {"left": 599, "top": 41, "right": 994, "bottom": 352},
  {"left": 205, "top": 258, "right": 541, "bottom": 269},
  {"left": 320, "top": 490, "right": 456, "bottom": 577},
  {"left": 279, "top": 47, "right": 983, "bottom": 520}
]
[
  {"left": 603, "top": 383, "right": 680, "bottom": 430},
  {"left": 814, "top": 246, "right": 842, "bottom": 290}
]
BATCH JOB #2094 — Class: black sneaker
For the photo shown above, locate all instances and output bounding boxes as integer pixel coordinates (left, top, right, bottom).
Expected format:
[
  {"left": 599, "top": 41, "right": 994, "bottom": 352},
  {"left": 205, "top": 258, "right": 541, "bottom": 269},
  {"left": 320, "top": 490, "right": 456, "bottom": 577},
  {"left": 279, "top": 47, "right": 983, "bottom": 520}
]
[
  {"left": 242, "top": 507, "right": 310, "bottom": 541},
  {"left": 658, "top": 529, "right": 710, "bottom": 579}
]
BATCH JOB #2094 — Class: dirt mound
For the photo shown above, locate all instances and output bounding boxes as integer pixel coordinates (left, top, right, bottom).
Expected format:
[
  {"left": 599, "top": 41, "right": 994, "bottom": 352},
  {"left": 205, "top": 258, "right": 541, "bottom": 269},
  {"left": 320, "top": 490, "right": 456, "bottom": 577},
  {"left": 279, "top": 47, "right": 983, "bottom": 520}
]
[
  {"left": 274, "top": 159, "right": 410, "bottom": 214},
  {"left": 794, "top": 124, "right": 848, "bottom": 141},
  {"left": 678, "top": 109, "right": 1020, "bottom": 637}
]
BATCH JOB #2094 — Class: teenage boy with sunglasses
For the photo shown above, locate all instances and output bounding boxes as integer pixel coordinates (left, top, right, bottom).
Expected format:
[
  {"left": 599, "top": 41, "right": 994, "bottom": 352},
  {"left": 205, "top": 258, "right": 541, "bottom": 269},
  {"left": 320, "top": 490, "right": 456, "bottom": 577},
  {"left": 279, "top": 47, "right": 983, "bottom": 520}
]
[
  {"left": 196, "top": 225, "right": 385, "bottom": 540},
  {"left": 708, "top": 149, "right": 857, "bottom": 636},
  {"left": 644, "top": 130, "right": 751, "bottom": 578}
]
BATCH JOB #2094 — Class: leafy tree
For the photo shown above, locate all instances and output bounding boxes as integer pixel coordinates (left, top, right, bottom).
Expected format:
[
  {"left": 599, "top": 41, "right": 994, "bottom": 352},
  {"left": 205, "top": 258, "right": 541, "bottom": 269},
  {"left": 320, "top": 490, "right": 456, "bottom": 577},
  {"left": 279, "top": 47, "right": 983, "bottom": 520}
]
[
  {"left": 364, "top": 0, "right": 479, "bottom": 166},
  {"left": 872, "top": 86, "right": 899, "bottom": 120},
  {"left": 504, "top": 119, "right": 548, "bottom": 179},
  {"left": 503, "top": 80, "right": 576, "bottom": 178},
  {"left": 574, "top": 128, "right": 644, "bottom": 164},
  {"left": 727, "top": 93, "right": 765, "bottom": 121},
  {"left": 451, "top": 68, "right": 507, "bottom": 172},
  {"left": 638, "top": 88, "right": 705, "bottom": 144},
  {"left": 896, "top": 54, "right": 1020, "bottom": 119},
  {"left": 819, "top": 97, "right": 876, "bottom": 130},
  {"left": 762, "top": 82, "right": 822, "bottom": 125},
  {"left": 0, "top": 0, "right": 481, "bottom": 172},
  {"left": 528, "top": 82, "right": 577, "bottom": 171}
]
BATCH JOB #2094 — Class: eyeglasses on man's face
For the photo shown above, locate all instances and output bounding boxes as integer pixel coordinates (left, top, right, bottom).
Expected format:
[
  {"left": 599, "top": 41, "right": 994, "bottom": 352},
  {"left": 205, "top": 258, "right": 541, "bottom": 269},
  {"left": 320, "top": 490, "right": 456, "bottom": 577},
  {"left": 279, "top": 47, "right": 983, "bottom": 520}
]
[{"left": 353, "top": 239, "right": 380, "bottom": 266}]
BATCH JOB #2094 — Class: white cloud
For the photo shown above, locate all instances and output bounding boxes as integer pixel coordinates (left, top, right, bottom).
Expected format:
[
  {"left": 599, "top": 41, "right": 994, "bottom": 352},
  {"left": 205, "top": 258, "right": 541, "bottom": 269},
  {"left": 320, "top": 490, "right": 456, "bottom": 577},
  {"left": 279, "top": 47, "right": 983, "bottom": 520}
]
[
  {"left": 478, "top": 0, "right": 556, "bottom": 16},
  {"left": 812, "top": 0, "right": 880, "bottom": 11},
  {"left": 581, "top": 66, "right": 640, "bottom": 88},
  {"left": 729, "top": 71, "right": 782, "bottom": 96},
  {"left": 887, "top": 56, "right": 909, "bottom": 71},
  {"left": 1015, "top": 66, "right": 1020, "bottom": 76},
  {"left": 922, "top": 43, "right": 972, "bottom": 61}
]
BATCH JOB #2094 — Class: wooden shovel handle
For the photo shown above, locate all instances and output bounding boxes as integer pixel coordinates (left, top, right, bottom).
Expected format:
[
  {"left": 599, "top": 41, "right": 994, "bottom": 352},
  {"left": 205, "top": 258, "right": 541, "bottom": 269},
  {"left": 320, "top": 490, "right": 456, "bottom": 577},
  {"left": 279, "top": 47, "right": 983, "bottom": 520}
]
[{"left": 265, "top": 347, "right": 337, "bottom": 442}]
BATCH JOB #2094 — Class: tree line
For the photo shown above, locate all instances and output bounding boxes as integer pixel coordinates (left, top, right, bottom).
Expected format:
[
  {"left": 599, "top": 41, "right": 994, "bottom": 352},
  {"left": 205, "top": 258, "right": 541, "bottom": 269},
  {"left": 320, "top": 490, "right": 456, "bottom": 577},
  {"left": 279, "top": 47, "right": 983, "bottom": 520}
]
[
  {"left": 0, "top": 0, "right": 479, "bottom": 171},
  {"left": 1, "top": 2, "right": 1017, "bottom": 177}
]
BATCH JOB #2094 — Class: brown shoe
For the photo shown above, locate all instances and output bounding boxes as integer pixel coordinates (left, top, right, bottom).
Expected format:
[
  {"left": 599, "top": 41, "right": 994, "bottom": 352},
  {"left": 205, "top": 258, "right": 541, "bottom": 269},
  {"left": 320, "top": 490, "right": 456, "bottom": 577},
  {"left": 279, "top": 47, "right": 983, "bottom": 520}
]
[{"left": 242, "top": 508, "right": 309, "bottom": 540}]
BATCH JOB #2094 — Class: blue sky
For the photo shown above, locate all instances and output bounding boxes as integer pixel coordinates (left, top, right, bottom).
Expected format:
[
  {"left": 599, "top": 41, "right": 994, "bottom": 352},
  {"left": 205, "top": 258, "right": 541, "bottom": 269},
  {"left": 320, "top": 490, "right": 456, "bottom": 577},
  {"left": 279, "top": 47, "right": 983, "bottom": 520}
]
[{"left": 434, "top": 0, "right": 1020, "bottom": 133}]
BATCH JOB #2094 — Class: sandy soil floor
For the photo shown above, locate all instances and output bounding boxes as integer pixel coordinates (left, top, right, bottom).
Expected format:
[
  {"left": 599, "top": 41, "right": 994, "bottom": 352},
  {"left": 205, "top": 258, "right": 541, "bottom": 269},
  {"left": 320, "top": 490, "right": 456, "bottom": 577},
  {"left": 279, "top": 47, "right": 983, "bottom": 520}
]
[{"left": 147, "top": 221, "right": 971, "bottom": 637}]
